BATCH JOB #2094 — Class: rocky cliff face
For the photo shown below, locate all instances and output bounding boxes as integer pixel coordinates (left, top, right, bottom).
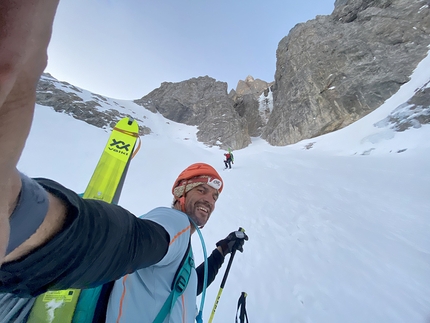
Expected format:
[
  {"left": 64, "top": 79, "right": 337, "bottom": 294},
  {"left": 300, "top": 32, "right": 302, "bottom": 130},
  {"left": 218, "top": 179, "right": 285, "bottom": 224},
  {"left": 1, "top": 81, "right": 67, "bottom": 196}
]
[
  {"left": 133, "top": 75, "right": 275, "bottom": 148},
  {"left": 262, "top": 0, "right": 430, "bottom": 145},
  {"left": 374, "top": 80, "right": 430, "bottom": 131},
  {"left": 230, "top": 76, "right": 274, "bottom": 137},
  {"left": 35, "top": 0, "right": 430, "bottom": 149},
  {"left": 35, "top": 73, "right": 271, "bottom": 149},
  {"left": 36, "top": 74, "right": 151, "bottom": 135},
  {"left": 134, "top": 76, "right": 251, "bottom": 149}
]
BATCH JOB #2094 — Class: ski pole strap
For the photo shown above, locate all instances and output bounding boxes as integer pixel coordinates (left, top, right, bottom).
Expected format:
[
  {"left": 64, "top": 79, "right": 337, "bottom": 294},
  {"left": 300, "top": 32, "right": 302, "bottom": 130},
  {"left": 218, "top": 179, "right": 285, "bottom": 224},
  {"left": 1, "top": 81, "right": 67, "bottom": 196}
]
[{"left": 236, "top": 292, "right": 249, "bottom": 323}]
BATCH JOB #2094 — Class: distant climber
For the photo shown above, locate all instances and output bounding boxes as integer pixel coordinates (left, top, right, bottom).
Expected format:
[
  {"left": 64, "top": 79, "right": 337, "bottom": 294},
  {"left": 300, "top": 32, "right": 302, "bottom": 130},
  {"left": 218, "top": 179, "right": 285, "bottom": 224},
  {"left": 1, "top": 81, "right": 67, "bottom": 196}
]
[{"left": 224, "top": 149, "right": 234, "bottom": 169}]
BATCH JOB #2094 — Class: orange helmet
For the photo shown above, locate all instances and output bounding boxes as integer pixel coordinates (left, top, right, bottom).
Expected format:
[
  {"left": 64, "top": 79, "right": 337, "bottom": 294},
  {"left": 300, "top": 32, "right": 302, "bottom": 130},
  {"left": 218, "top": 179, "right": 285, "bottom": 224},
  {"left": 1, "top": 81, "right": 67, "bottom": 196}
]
[{"left": 172, "top": 163, "right": 223, "bottom": 199}]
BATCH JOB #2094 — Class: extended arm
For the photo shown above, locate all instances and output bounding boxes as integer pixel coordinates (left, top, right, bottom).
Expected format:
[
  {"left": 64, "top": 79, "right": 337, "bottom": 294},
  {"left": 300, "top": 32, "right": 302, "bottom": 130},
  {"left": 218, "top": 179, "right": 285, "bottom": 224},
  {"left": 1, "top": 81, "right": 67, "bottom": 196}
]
[
  {"left": 196, "top": 248, "right": 225, "bottom": 296},
  {"left": 196, "top": 231, "right": 248, "bottom": 295},
  {"left": 0, "top": 178, "right": 169, "bottom": 297},
  {"left": 0, "top": 3, "right": 171, "bottom": 294},
  {"left": 196, "top": 230, "right": 249, "bottom": 295}
]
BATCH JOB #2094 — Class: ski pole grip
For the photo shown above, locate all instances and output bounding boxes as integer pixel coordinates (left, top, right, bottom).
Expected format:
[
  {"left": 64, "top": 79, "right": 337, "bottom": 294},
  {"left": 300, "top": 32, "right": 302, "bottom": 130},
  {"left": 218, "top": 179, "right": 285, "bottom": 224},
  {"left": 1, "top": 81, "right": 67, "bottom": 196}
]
[
  {"left": 229, "top": 227, "right": 245, "bottom": 258},
  {"left": 210, "top": 227, "right": 245, "bottom": 322}
]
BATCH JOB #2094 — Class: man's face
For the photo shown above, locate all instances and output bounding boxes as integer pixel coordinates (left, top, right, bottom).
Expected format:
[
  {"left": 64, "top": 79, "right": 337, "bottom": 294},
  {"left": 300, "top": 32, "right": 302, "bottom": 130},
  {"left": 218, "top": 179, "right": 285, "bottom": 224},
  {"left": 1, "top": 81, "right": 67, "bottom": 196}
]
[{"left": 184, "top": 183, "right": 219, "bottom": 227}]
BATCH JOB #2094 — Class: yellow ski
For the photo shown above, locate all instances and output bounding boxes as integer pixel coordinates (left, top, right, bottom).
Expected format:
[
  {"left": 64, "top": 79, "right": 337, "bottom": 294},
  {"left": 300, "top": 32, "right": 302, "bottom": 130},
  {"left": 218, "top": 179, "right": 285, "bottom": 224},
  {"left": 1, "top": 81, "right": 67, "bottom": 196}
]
[
  {"left": 83, "top": 117, "right": 139, "bottom": 203},
  {"left": 27, "top": 117, "right": 139, "bottom": 323}
]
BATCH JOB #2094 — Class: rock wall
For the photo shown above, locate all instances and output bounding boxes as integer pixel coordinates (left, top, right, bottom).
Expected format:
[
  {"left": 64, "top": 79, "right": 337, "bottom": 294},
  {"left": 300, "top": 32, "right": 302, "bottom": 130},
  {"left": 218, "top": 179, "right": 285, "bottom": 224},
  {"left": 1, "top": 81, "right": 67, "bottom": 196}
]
[
  {"left": 134, "top": 76, "right": 251, "bottom": 149},
  {"left": 262, "top": 0, "right": 430, "bottom": 145},
  {"left": 36, "top": 74, "right": 151, "bottom": 135},
  {"left": 36, "top": 1, "right": 430, "bottom": 149}
]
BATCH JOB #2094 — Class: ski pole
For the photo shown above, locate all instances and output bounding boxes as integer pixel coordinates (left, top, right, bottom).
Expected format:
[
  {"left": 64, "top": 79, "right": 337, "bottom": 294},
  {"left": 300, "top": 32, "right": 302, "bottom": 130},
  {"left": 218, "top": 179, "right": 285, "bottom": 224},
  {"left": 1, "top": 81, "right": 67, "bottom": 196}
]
[
  {"left": 208, "top": 227, "right": 245, "bottom": 323},
  {"left": 236, "top": 292, "right": 249, "bottom": 323}
]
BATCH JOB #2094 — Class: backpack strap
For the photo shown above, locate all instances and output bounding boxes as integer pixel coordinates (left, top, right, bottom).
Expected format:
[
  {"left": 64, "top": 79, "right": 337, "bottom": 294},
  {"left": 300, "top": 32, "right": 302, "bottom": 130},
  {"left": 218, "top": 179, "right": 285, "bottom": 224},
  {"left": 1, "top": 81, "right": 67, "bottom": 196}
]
[
  {"left": 153, "top": 240, "right": 194, "bottom": 323},
  {"left": 90, "top": 281, "right": 115, "bottom": 323}
]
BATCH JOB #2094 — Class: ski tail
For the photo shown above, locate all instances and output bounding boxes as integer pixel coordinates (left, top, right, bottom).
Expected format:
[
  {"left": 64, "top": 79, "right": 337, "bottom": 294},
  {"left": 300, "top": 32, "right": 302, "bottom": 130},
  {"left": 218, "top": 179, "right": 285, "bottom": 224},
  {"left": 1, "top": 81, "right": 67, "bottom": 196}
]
[
  {"left": 82, "top": 117, "right": 139, "bottom": 203},
  {"left": 27, "top": 117, "right": 139, "bottom": 323}
]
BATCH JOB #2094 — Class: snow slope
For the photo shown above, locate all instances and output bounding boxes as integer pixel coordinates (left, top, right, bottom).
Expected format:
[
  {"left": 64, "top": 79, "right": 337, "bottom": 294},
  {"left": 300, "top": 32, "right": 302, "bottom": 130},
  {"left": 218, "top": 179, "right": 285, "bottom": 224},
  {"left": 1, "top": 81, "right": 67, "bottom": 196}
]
[{"left": 18, "top": 52, "right": 430, "bottom": 323}]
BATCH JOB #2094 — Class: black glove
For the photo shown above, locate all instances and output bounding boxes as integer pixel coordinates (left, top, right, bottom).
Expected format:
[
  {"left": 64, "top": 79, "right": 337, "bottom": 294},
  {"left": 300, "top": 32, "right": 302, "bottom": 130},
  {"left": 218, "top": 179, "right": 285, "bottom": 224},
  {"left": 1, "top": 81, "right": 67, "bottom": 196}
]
[{"left": 216, "top": 230, "right": 249, "bottom": 256}]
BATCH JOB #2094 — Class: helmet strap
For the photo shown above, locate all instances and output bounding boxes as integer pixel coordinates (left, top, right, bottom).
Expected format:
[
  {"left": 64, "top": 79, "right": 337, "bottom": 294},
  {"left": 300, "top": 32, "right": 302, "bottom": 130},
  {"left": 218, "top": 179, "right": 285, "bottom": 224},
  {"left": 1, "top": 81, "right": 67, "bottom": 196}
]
[
  {"left": 176, "top": 194, "right": 204, "bottom": 229},
  {"left": 179, "top": 196, "right": 186, "bottom": 213},
  {"left": 178, "top": 195, "right": 205, "bottom": 230}
]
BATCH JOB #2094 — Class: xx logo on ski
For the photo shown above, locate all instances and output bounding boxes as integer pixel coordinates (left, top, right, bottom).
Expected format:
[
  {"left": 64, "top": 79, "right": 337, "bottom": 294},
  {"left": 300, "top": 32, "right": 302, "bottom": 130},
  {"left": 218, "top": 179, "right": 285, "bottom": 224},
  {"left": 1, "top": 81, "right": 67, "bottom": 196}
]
[{"left": 110, "top": 139, "right": 130, "bottom": 151}]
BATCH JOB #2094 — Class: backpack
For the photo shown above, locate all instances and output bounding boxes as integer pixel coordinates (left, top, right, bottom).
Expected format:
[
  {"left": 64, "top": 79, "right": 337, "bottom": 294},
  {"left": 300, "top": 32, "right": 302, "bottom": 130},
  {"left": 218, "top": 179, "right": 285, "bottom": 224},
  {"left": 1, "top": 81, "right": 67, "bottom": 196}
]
[
  {"left": 27, "top": 241, "right": 193, "bottom": 323},
  {"left": 95, "top": 241, "right": 194, "bottom": 323}
]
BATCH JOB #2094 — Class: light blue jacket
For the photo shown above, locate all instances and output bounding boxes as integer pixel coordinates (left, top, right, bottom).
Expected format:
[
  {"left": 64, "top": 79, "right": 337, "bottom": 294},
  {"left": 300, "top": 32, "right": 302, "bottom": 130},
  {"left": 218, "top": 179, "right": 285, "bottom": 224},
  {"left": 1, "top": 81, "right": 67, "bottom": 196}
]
[{"left": 106, "top": 207, "right": 197, "bottom": 323}]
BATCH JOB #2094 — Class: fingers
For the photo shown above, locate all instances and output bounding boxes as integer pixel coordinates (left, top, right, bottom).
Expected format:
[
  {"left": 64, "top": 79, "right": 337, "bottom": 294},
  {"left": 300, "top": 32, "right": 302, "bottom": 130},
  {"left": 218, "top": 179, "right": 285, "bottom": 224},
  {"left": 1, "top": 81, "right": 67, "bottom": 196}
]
[
  {"left": 232, "top": 231, "right": 248, "bottom": 253},
  {"left": 217, "top": 230, "right": 249, "bottom": 256},
  {"left": 235, "top": 241, "right": 244, "bottom": 253}
]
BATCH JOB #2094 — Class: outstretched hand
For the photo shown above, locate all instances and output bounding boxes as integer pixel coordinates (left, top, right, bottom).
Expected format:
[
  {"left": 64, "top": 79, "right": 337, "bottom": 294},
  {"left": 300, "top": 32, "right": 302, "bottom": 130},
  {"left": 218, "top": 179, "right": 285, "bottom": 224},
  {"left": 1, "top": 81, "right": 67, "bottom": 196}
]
[
  {"left": 216, "top": 230, "right": 249, "bottom": 256},
  {"left": 0, "top": 0, "right": 60, "bottom": 264}
]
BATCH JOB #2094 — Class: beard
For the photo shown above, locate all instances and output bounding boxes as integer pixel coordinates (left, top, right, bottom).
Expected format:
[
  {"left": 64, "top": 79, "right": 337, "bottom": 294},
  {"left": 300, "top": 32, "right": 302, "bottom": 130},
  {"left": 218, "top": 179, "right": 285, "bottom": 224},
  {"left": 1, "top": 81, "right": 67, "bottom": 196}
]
[{"left": 187, "top": 203, "right": 211, "bottom": 227}]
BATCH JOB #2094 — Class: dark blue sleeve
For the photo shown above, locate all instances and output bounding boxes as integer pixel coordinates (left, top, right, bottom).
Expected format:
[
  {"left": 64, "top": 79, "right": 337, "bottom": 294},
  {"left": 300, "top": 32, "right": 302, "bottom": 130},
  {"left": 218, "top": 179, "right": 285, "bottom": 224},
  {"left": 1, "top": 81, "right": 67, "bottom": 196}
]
[
  {"left": 196, "top": 248, "right": 225, "bottom": 295},
  {"left": 0, "top": 178, "right": 169, "bottom": 297}
]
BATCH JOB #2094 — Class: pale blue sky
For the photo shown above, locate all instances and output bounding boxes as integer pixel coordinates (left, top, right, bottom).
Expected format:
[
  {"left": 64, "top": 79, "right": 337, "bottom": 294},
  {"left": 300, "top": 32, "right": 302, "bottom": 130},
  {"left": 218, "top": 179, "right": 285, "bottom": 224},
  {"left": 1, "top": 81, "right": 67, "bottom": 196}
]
[{"left": 46, "top": 0, "right": 335, "bottom": 99}]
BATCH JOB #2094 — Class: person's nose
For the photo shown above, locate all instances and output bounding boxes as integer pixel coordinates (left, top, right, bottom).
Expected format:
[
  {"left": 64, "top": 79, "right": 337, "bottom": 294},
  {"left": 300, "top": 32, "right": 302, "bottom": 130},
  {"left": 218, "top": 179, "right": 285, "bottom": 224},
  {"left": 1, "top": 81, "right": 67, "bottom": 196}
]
[{"left": 202, "top": 192, "right": 216, "bottom": 206}]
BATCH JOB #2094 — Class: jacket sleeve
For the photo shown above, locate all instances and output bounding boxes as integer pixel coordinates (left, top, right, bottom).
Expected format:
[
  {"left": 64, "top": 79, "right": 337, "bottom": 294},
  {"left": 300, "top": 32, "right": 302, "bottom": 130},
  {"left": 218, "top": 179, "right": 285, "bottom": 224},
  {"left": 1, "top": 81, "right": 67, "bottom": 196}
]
[
  {"left": 0, "top": 178, "right": 170, "bottom": 297},
  {"left": 196, "top": 248, "right": 225, "bottom": 296}
]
